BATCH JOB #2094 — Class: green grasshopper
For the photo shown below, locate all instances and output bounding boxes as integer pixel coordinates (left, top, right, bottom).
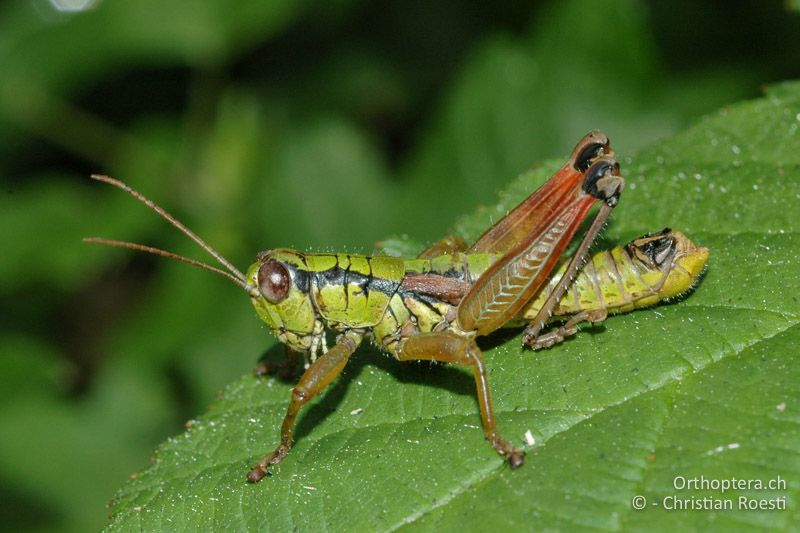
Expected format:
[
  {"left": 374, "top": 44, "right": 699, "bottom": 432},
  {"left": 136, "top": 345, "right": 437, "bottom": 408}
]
[{"left": 86, "top": 132, "right": 706, "bottom": 482}]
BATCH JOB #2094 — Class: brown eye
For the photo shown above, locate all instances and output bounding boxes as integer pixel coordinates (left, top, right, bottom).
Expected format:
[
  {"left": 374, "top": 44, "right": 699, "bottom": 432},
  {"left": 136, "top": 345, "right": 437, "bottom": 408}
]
[{"left": 258, "top": 260, "right": 291, "bottom": 304}]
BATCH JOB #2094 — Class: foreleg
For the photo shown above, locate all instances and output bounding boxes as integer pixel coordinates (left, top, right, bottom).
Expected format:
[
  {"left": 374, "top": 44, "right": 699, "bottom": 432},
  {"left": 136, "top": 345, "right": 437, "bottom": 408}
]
[
  {"left": 253, "top": 345, "right": 299, "bottom": 379},
  {"left": 247, "top": 331, "right": 362, "bottom": 482}
]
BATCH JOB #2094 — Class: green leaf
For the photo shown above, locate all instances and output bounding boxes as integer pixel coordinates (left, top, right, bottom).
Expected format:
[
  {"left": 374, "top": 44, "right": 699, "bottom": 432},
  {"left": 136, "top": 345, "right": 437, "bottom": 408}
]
[{"left": 105, "top": 83, "right": 800, "bottom": 531}]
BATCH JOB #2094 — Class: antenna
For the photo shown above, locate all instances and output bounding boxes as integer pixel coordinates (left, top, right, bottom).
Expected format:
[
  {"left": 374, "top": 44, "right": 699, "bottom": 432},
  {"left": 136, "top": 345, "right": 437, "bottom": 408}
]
[{"left": 86, "top": 175, "right": 259, "bottom": 297}]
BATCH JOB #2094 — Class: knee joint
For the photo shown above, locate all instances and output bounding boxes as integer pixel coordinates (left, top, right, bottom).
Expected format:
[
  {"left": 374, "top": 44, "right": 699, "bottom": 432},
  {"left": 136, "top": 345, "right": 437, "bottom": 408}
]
[{"left": 291, "top": 386, "right": 309, "bottom": 403}]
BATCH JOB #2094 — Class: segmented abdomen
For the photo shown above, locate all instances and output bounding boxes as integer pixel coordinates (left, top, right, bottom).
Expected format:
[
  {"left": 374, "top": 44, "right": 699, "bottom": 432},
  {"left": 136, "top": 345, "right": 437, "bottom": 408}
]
[{"left": 522, "top": 245, "right": 666, "bottom": 319}]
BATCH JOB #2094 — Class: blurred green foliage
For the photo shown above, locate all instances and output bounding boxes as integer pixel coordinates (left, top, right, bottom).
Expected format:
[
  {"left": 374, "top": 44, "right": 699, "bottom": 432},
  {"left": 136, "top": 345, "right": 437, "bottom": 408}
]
[{"left": 1, "top": 0, "right": 799, "bottom": 531}]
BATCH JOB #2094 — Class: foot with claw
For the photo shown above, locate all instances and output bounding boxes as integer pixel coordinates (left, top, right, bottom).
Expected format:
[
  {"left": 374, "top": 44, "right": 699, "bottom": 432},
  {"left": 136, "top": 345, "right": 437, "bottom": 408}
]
[{"left": 247, "top": 444, "right": 291, "bottom": 482}]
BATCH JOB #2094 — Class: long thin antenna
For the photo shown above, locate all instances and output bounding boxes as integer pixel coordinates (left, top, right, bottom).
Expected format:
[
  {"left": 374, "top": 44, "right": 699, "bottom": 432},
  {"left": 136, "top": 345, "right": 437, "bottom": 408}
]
[
  {"left": 89, "top": 174, "right": 248, "bottom": 284},
  {"left": 84, "top": 237, "right": 260, "bottom": 297}
]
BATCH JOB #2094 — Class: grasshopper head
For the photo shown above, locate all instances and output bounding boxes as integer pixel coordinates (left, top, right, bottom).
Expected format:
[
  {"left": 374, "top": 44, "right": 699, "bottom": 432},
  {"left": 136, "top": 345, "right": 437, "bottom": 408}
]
[
  {"left": 626, "top": 228, "right": 709, "bottom": 299},
  {"left": 247, "top": 249, "right": 320, "bottom": 352}
]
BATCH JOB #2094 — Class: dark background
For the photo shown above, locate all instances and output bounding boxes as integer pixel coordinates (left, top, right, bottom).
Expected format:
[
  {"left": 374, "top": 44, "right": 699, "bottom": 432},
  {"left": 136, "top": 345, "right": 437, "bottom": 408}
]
[{"left": 1, "top": 0, "right": 799, "bottom": 530}]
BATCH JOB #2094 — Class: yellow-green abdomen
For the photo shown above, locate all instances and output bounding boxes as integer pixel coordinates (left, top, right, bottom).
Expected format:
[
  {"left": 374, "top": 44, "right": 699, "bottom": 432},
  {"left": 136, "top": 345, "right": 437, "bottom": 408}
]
[{"left": 522, "top": 230, "right": 708, "bottom": 320}]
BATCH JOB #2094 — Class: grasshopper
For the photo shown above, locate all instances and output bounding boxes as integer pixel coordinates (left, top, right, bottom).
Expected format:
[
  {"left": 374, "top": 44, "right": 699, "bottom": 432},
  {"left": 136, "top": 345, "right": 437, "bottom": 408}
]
[{"left": 86, "top": 132, "right": 705, "bottom": 482}]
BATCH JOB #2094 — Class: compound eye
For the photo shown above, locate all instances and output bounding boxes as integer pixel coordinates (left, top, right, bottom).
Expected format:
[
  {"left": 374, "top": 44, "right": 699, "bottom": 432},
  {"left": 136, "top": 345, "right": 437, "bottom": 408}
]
[{"left": 258, "top": 260, "right": 291, "bottom": 304}]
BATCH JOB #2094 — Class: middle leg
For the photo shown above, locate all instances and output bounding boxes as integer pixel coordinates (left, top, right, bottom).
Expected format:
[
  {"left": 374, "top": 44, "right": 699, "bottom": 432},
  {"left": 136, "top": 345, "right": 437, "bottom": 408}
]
[{"left": 396, "top": 331, "right": 525, "bottom": 467}]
